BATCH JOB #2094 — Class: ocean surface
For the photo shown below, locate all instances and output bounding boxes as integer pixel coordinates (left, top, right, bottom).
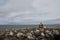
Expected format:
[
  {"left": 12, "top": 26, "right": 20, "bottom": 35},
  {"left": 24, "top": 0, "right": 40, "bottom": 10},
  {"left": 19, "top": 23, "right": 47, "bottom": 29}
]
[
  {"left": 0, "top": 25, "right": 39, "bottom": 29},
  {"left": 0, "top": 24, "right": 60, "bottom": 29}
]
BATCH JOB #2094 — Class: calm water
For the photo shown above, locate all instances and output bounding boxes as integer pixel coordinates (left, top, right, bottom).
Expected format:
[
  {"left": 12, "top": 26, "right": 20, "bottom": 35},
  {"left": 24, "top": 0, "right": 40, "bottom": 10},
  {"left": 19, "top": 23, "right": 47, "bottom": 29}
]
[
  {"left": 0, "top": 24, "right": 60, "bottom": 29},
  {"left": 0, "top": 25, "right": 38, "bottom": 29}
]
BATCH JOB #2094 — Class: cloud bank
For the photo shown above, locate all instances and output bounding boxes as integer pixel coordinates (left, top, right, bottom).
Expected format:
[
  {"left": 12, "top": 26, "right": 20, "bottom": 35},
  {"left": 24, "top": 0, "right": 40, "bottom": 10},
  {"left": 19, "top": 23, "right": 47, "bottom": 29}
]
[{"left": 0, "top": 0, "right": 60, "bottom": 25}]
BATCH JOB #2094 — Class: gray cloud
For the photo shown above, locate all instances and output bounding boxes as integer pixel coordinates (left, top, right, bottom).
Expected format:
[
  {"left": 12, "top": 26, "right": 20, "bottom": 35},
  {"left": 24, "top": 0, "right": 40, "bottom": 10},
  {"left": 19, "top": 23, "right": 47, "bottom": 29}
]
[{"left": 0, "top": 0, "right": 60, "bottom": 25}]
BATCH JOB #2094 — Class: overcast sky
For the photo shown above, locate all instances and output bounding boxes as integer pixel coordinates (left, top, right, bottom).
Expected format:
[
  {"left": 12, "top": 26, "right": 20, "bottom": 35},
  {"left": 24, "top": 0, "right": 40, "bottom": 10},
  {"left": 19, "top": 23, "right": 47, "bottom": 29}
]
[{"left": 0, "top": 0, "right": 60, "bottom": 25}]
